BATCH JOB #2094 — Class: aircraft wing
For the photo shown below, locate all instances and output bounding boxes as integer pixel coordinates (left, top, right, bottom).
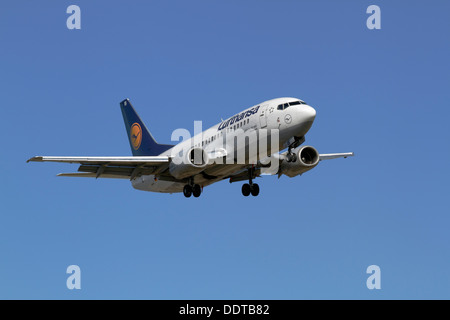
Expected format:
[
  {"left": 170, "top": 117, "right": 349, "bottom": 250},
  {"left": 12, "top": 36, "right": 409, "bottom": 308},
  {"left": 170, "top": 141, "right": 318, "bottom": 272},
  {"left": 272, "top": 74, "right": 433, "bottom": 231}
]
[
  {"left": 319, "top": 152, "right": 354, "bottom": 160},
  {"left": 27, "top": 156, "right": 169, "bottom": 180}
]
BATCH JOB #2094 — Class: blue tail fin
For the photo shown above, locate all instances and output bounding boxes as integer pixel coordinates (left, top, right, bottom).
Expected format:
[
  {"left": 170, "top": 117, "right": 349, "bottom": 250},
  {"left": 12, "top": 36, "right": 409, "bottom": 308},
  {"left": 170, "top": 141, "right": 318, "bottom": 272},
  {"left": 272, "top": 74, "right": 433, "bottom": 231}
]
[{"left": 120, "top": 99, "right": 174, "bottom": 156}]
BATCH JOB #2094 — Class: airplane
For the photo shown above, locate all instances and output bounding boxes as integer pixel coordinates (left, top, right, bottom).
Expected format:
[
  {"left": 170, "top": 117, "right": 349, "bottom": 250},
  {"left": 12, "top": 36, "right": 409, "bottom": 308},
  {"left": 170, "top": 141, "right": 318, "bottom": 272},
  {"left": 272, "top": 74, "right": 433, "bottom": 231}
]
[{"left": 27, "top": 97, "right": 354, "bottom": 197}]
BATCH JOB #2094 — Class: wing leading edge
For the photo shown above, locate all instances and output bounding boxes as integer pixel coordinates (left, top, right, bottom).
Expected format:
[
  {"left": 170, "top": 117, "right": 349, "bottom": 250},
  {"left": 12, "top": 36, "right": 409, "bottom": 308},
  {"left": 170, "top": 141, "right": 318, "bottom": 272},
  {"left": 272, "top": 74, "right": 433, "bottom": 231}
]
[
  {"left": 27, "top": 156, "right": 170, "bottom": 180},
  {"left": 319, "top": 152, "right": 354, "bottom": 160}
]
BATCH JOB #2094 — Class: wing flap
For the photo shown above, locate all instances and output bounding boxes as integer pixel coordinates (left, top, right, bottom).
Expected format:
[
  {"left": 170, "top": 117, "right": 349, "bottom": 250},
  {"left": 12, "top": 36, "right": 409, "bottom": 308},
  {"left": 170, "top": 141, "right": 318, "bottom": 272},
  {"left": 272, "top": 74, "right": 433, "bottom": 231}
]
[{"left": 57, "top": 172, "right": 130, "bottom": 179}]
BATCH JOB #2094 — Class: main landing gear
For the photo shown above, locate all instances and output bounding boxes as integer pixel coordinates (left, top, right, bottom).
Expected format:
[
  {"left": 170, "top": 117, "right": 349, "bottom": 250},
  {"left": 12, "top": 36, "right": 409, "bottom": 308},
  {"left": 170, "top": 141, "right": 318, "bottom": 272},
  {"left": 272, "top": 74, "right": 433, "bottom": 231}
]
[
  {"left": 183, "top": 179, "right": 202, "bottom": 198},
  {"left": 241, "top": 183, "right": 259, "bottom": 197},
  {"left": 241, "top": 168, "right": 259, "bottom": 197}
]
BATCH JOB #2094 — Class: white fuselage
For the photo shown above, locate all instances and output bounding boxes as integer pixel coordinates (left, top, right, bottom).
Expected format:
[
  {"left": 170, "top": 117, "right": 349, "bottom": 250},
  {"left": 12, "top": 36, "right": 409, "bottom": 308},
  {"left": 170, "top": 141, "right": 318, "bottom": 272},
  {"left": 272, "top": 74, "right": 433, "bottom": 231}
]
[{"left": 131, "top": 97, "right": 316, "bottom": 193}]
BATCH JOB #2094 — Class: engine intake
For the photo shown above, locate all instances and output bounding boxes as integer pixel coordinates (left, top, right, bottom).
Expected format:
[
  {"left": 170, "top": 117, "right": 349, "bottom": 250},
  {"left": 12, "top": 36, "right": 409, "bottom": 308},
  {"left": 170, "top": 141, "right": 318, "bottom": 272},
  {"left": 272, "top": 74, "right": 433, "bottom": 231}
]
[
  {"left": 298, "top": 146, "right": 319, "bottom": 165},
  {"left": 169, "top": 147, "right": 209, "bottom": 179},
  {"left": 279, "top": 146, "right": 320, "bottom": 178}
]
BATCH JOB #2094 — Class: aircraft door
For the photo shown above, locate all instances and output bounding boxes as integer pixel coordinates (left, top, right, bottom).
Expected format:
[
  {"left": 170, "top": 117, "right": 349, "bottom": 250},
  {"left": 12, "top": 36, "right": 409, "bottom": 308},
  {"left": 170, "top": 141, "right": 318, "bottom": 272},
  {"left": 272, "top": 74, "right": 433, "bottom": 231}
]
[{"left": 259, "top": 105, "right": 268, "bottom": 128}]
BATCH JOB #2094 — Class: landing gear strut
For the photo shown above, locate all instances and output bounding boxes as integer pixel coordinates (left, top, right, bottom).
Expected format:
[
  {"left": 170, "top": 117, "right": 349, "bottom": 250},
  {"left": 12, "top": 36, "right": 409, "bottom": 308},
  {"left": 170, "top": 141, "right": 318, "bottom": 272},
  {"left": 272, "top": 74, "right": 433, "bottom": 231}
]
[
  {"left": 242, "top": 168, "right": 259, "bottom": 197},
  {"left": 285, "top": 136, "right": 304, "bottom": 163},
  {"left": 183, "top": 178, "right": 202, "bottom": 198},
  {"left": 286, "top": 146, "right": 297, "bottom": 163}
]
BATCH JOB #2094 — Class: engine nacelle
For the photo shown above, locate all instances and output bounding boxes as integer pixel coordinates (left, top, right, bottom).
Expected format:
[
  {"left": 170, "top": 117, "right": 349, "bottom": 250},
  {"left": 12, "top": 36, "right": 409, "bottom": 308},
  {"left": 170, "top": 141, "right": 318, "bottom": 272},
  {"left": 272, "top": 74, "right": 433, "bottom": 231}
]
[
  {"left": 279, "top": 146, "right": 320, "bottom": 178},
  {"left": 169, "top": 147, "right": 209, "bottom": 179}
]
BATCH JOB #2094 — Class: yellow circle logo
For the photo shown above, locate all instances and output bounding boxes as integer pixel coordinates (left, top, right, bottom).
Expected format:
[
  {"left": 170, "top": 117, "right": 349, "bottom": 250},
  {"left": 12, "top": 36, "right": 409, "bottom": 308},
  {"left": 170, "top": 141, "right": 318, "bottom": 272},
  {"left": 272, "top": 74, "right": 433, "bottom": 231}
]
[{"left": 130, "top": 123, "right": 142, "bottom": 150}]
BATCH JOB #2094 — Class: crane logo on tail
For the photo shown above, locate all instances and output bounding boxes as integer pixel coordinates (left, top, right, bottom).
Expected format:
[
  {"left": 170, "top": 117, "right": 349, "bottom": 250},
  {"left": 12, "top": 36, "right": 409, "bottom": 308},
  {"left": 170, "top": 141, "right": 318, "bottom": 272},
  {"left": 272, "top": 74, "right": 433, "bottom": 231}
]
[{"left": 130, "top": 122, "right": 142, "bottom": 150}]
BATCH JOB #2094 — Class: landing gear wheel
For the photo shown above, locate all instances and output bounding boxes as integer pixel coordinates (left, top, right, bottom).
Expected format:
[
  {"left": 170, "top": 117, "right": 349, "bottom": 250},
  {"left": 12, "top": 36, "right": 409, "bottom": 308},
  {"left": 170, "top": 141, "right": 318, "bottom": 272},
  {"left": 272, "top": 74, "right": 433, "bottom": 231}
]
[
  {"left": 291, "top": 153, "right": 297, "bottom": 162},
  {"left": 286, "top": 150, "right": 297, "bottom": 163},
  {"left": 193, "top": 184, "right": 202, "bottom": 197},
  {"left": 286, "top": 153, "right": 293, "bottom": 162},
  {"left": 183, "top": 185, "right": 192, "bottom": 198},
  {"left": 242, "top": 183, "right": 251, "bottom": 197},
  {"left": 250, "top": 183, "right": 260, "bottom": 196}
]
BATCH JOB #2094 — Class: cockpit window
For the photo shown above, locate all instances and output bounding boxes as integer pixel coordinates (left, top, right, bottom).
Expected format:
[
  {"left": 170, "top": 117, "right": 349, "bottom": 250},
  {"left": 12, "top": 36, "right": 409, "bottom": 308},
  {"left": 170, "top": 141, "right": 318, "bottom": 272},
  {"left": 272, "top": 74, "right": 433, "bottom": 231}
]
[
  {"left": 278, "top": 101, "right": 307, "bottom": 110},
  {"left": 289, "top": 100, "right": 308, "bottom": 105}
]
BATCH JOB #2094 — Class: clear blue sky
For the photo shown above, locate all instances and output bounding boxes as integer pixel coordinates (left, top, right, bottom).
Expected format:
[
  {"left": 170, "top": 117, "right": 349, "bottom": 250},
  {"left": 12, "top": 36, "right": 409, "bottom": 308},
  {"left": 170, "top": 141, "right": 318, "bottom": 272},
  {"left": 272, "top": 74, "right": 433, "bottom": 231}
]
[{"left": 1, "top": 0, "right": 449, "bottom": 299}]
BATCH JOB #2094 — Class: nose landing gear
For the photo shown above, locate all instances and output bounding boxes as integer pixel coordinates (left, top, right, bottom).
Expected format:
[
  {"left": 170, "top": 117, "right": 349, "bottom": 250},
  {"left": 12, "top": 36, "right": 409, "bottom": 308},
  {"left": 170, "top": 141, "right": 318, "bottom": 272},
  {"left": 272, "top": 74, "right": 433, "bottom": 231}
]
[
  {"left": 285, "top": 136, "right": 305, "bottom": 162},
  {"left": 285, "top": 146, "right": 297, "bottom": 163}
]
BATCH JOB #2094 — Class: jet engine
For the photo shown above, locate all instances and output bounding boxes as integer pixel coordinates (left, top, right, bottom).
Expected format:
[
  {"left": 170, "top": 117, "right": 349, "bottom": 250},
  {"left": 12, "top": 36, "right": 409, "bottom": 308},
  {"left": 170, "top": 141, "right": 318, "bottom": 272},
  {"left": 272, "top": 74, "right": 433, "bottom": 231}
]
[
  {"left": 169, "top": 147, "right": 209, "bottom": 179},
  {"left": 279, "top": 146, "right": 320, "bottom": 178}
]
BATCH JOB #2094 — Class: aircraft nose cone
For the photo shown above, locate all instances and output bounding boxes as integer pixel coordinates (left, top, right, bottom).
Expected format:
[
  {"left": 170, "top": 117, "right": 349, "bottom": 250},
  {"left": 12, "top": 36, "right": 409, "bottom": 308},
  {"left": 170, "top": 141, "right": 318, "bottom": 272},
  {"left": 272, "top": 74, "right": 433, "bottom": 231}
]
[{"left": 303, "top": 105, "right": 316, "bottom": 121}]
